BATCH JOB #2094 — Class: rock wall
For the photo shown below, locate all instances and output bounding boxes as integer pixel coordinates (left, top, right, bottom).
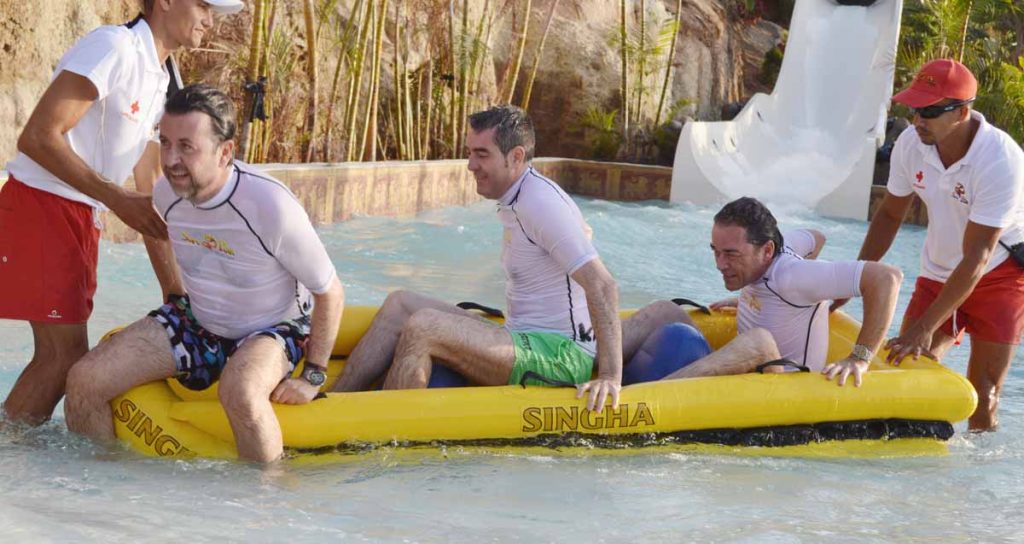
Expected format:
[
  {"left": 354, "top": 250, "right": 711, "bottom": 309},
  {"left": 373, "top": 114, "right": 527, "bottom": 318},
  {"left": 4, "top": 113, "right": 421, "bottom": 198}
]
[
  {"left": 0, "top": 0, "right": 135, "bottom": 161},
  {"left": 0, "top": 0, "right": 776, "bottom": 163}
]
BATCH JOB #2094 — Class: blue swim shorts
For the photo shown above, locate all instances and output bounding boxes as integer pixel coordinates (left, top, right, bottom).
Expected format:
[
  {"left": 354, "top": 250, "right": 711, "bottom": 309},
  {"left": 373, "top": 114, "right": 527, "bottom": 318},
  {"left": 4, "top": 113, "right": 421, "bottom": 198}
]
[{"left": 147, "top": 294, "right": 311, "bottom": 391}]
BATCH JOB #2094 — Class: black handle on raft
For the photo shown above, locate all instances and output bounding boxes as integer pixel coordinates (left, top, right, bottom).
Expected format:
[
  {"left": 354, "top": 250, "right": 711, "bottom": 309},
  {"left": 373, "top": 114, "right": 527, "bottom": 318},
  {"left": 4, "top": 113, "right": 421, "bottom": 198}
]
[
  {"left": 456, "top": 301, "right": 505, "bottom": 318},
  {"left": 314, "top": 392, "right": 328, "bottom": 400},
  {"left": 671, "top": 298, "right": 711, "bottom": 315},
  {"left": 519, "top": 371, "right": 577, "bottom": 388},
  {"left": 755, "top": 358, "right": 810, "bottom": 373}
]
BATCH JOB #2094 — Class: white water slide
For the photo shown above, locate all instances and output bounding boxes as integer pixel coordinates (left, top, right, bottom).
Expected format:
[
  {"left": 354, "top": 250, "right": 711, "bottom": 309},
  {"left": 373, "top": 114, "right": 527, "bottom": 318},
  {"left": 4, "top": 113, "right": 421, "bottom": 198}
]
[{"left": 670, "top": 0, "right": 903, "bottom": 219}]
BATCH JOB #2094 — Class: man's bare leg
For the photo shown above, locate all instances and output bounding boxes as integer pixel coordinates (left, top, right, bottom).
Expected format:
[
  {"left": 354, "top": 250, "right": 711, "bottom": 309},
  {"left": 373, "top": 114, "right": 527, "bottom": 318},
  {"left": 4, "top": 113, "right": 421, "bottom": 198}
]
[
  {"left": 384, "top": 309, "right": 516, "bottom": 389},
  {"left": 331, "top": 290, "right": 475, "bottom": 392},
  {"left": 217, "top": 335, "right": 292, "bottom": 463},
  {"left": 965, "top": 339, "right": 1016, "bottom": 431},
  {"left": 64, "top": 317, "right": 177, "bottom": 441},
  {"left": 621, "top": 300, "right": 694, "bottom": 364},
  {"left": 664, "top": 328, "right": 781, "bottom": 379},
  {"left": 3, "top": 321, "right": 90, "bottom": 425}
]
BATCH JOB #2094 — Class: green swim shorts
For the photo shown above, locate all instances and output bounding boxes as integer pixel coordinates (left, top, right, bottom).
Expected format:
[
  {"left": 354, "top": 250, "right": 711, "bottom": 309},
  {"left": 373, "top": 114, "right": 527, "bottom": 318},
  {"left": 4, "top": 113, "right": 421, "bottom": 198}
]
[{"left": 507, "top": 331, "right": 594, "bottom": 386}]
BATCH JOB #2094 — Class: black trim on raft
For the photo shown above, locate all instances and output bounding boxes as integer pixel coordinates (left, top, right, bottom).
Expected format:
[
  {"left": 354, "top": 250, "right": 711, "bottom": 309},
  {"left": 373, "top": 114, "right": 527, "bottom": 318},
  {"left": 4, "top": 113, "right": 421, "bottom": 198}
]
[{"left": 297, "top": 419, "right": 955, "bottom": 455}]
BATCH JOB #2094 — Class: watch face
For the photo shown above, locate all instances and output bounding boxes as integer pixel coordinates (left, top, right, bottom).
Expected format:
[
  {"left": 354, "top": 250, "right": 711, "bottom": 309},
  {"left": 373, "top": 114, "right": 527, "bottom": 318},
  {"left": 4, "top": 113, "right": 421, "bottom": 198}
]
[
  {"left": 852, "top": 345, "right": 872, "bottom": 361},
  {"left": 305, "top": 369, "right": 326, "bottom": 387}
]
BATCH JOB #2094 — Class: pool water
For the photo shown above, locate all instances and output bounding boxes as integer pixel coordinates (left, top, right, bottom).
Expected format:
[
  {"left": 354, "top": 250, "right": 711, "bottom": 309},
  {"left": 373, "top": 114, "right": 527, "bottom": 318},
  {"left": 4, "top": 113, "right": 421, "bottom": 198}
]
[{"left": 1, "top": 197, "right": 1022, "bottom": 542}]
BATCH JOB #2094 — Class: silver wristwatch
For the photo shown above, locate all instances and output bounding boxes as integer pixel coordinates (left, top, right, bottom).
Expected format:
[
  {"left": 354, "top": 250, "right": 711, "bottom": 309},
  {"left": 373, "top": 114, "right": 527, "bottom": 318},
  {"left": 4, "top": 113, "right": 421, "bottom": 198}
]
[
  {"left": 850, "top": 344, "right": 874, "bottom": 362},
  {"left": 301, "top": 363, "right": 327, "bottom": 387}
]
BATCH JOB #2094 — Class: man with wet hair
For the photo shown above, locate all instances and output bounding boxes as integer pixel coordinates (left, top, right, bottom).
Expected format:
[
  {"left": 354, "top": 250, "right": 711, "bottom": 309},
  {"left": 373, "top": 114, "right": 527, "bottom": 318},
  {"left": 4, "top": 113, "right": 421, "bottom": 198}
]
[
  {"left": 624, "top": 197, "right": 903, "bottom": 387},
  {"left": 333, "top": 104, "right": 626, "bottom": 412},
  {"left": 841, "top": 59, "right": 1024, "bottom": 430},
  {"left": 0, "top": 0, "right": 244, "bottom": 425},
  {"left": 65, "top": 85, "right": 344, "bottom": 463}
]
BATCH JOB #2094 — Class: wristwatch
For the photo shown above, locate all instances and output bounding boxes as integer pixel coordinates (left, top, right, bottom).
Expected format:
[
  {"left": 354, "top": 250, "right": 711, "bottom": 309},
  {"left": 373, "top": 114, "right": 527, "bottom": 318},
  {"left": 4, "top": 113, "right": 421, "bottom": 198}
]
[
  {"left": 300, "top": 363, "right": 327, "bottom": 387},
  {"left": 850, "top": 344, "right": 874, "bottom": 362}
]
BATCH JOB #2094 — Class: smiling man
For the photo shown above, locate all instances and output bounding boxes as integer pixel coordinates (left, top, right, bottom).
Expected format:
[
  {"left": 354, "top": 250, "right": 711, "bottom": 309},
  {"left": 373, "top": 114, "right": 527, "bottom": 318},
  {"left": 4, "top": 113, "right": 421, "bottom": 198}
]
[
  {"left": 0, "top": 0, "right": 244, "bottom": 425},
  {"left": 840, "top": 59, "right": 1024, "bottom": 430},
  {"left": 64, "top": 85, "right": 344, "bottom": 463},
  {"left": 621, "top": 197, "right": 902, "bottom": 388},
  {"left": 333, "top": 105, "right": 624, "bottom": 411}
]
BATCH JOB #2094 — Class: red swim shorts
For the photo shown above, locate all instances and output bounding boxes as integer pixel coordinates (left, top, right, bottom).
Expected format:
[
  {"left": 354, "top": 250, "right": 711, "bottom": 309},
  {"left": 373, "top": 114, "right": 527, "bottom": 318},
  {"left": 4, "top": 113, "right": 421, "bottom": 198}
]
[
  {"left": 0, "top": 177, "right": 100, "bottom": 324},
  {"left": 904, "top": 257, "right": 1024, "bottom": 345}
]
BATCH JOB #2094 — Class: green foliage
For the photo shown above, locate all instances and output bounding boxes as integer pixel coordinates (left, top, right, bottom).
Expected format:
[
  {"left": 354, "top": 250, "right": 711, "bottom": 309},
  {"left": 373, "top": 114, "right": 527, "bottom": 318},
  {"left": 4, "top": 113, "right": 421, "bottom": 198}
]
[
  {"left": 576, "top": 107, "right": 623, "bottom": 160},
  {"left": 898, "top": 0, "right": 1024, "bottom": 138},
  {"left": 975, "top": 58, "right": 1024, "bottom": 142},
  {"left": 759, "top": 45, "right": 784, "bottom": 87}
]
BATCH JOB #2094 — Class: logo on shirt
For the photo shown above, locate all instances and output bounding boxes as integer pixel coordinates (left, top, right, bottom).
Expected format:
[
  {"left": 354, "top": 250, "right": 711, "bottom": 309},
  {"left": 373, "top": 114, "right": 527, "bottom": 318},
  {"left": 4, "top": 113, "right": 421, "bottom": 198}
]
[
  {"left": 121, "top": 100, "right": 141, "bottom": 123},
  {"left": 913, "top": 171, "right": 926, "bottom": 189},
  {"left": 951, "top": 182, "right": 969, "bottom": 204},
  {"left": 181, "top": 231, "right": 236, "bottom": 256}
]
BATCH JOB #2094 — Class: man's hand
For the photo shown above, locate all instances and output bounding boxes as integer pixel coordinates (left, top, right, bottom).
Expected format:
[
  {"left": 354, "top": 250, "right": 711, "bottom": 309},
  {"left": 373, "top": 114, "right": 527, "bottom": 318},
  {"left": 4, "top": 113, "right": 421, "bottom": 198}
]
[
  {"left": 885, "top": 321, "right": 935, "bottom": 366},
  {"left": 109, "top": 188, "right": 168, "bottom": 240},
  {"left": 576, "top": 378, "right": 620, "bottom": 413},
  {"left": 270, "top": 378, "right": 320, "bottom": 405},
  {"left": 822, "top": 356, "right": 870, "bottom": 387}
]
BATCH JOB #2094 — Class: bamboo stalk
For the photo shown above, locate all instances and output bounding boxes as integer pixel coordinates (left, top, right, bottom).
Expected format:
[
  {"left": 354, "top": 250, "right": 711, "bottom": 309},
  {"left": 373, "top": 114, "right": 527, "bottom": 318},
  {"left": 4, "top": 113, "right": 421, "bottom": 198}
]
[
  {"left": 447, "top": 0, "right": 458, "bottom": 158},
  {"left": 520, "top": 0, "right": 558, "bottom": 110},
  {"left": 464, "top": 0, "right": 490, "bottom": 141},
  {"left": 345, "top": 0, "right": 373, "bottom": 161},
  {"left": 503, "top": 0, "right": 532, "bottom": 104},
  {"left": 654, "top": 0, "right": 682, "bottom": 127},
  {"left": 393, "top": 0, "right": 405, "bottom": 159},
  {"left": 301, "top": 0, "right": 318, "bottom": 162},
  {"left": 238, "top": 0, "right": 266, "bottom": 160},
  {"left": 403, "top": 6, "right": 415, "bottom": 160},
  {"left": 422, "top": 56, "right": 434, "bottom": 160},
  {"left": 633, "top": 0, "right": 645, "bottom": 127},
  {"left": 362, "top": 0, "right": 388, "bottom": 161},
  {"left": 456, "top": 0, "right": 470, "bottom": 153},
  {"left": 619, "top": 0, "right": 629, "bottom": 145},
  {"left": 958, "top": 0, "right": 973, "bottom": 63},
  {"left": 324, "top": 0, "right": 362, "bottom": 161}
]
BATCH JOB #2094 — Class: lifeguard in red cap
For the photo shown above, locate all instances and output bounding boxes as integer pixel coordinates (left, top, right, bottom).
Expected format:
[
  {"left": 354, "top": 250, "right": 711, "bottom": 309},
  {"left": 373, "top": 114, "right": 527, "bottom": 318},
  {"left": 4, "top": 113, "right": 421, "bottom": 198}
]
[
  {"left": 0, "top": 0, "right": 244, "bottom": 425},
  {"left": 838, "top": 59, "right": 1024, "bottom": 431}
]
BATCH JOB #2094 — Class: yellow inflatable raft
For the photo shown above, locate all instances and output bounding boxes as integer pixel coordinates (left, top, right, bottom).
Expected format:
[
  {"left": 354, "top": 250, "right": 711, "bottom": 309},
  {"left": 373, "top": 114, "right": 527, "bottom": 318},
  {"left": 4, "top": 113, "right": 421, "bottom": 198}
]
[{"left": 111, "top": 306, "right": 977, "bottom": 459}]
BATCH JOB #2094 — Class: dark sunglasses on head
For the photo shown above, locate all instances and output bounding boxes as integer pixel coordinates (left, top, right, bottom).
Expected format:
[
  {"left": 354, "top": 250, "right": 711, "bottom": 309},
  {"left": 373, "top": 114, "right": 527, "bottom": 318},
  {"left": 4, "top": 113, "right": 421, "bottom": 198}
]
[{"left": 911, "top": 98, "right": 975, "bottom": 119}]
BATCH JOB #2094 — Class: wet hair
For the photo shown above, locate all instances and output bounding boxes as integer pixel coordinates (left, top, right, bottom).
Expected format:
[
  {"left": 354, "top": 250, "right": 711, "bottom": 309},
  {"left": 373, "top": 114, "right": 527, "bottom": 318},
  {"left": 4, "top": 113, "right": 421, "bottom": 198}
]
[
  {"left": 164, "top": 84, "right": 237, "bottom": 143},
  {"left": 714, "top": 197, "right": 784, "bottom": 257},
  {"left": 467, "top": 105, "right": 536, "bottom": 160}
]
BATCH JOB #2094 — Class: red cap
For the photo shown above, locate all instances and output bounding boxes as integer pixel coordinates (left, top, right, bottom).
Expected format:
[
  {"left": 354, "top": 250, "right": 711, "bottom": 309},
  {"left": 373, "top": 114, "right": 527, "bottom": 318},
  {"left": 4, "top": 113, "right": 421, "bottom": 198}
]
[{"left": 892, "top": 59, "right": 978, "bottom": 108}]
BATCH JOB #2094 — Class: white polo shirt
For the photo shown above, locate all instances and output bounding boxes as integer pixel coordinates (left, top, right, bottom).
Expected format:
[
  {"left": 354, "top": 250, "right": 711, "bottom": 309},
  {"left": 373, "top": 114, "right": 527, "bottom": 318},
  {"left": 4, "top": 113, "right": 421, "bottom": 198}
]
[
  {"left": 887, "top": 111, "right": 1024, "bottom": 282},
  {"left": 153, "top": 162, "right": 338, "bottom": 339},
  {"left": 497, "top": 167, "right": 600, "bottom": 355},
  {"left": 737, "top": 229, "right": 864, "bottom": 370},
  {"left": 6, "top": 19, "right": 169, "bottom": 209}
]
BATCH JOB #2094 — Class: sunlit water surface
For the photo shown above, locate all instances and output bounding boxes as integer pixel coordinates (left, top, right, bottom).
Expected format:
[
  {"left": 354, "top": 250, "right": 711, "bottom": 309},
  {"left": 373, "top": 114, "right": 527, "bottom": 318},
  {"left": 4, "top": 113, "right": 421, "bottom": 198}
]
[{"left": 1, "top": 198, "right": 1022, "bottom": 542}]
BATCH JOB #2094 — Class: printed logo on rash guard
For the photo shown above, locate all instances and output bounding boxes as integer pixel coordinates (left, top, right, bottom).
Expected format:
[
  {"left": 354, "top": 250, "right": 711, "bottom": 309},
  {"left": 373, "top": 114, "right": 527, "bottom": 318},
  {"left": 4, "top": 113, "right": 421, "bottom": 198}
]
[{"left": 181, "top": 231, "right": 236, "bottom": 256}]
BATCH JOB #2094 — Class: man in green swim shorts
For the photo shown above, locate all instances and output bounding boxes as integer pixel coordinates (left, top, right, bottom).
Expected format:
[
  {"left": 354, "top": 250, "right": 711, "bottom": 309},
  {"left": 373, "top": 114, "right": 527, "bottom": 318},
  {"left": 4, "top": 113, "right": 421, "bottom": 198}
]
[{"left": 333, "top": 105, "right": 623, "bottom": 411}]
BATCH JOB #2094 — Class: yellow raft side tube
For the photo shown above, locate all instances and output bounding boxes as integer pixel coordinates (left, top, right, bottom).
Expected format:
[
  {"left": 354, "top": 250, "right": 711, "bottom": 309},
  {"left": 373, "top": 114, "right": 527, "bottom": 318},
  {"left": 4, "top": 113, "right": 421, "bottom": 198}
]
[{"left": 112, "top": 307, "right": 977, "bottom": 459}]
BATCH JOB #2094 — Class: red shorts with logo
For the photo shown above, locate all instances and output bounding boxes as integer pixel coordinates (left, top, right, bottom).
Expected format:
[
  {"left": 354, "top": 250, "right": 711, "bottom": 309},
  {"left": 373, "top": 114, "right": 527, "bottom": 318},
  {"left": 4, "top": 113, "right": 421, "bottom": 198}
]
[
  {"left": 0, "top": 177, "right": 100, "bottom": 324},
  {"left": 904, "top": 257, "right": 1024, "bottom": 345}
]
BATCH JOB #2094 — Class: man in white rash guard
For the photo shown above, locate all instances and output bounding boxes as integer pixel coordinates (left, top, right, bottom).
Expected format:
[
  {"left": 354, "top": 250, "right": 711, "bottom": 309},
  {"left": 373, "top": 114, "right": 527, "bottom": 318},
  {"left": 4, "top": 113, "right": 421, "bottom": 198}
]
[
  {"left": 331, "top": 105, "right": 625, "bottom": 412},
  {"left": 621, "top": 197, "right": 903, "bottom": 387},
  {"left": 64, "top": 85, "right": 344, "bottom": 463}
]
